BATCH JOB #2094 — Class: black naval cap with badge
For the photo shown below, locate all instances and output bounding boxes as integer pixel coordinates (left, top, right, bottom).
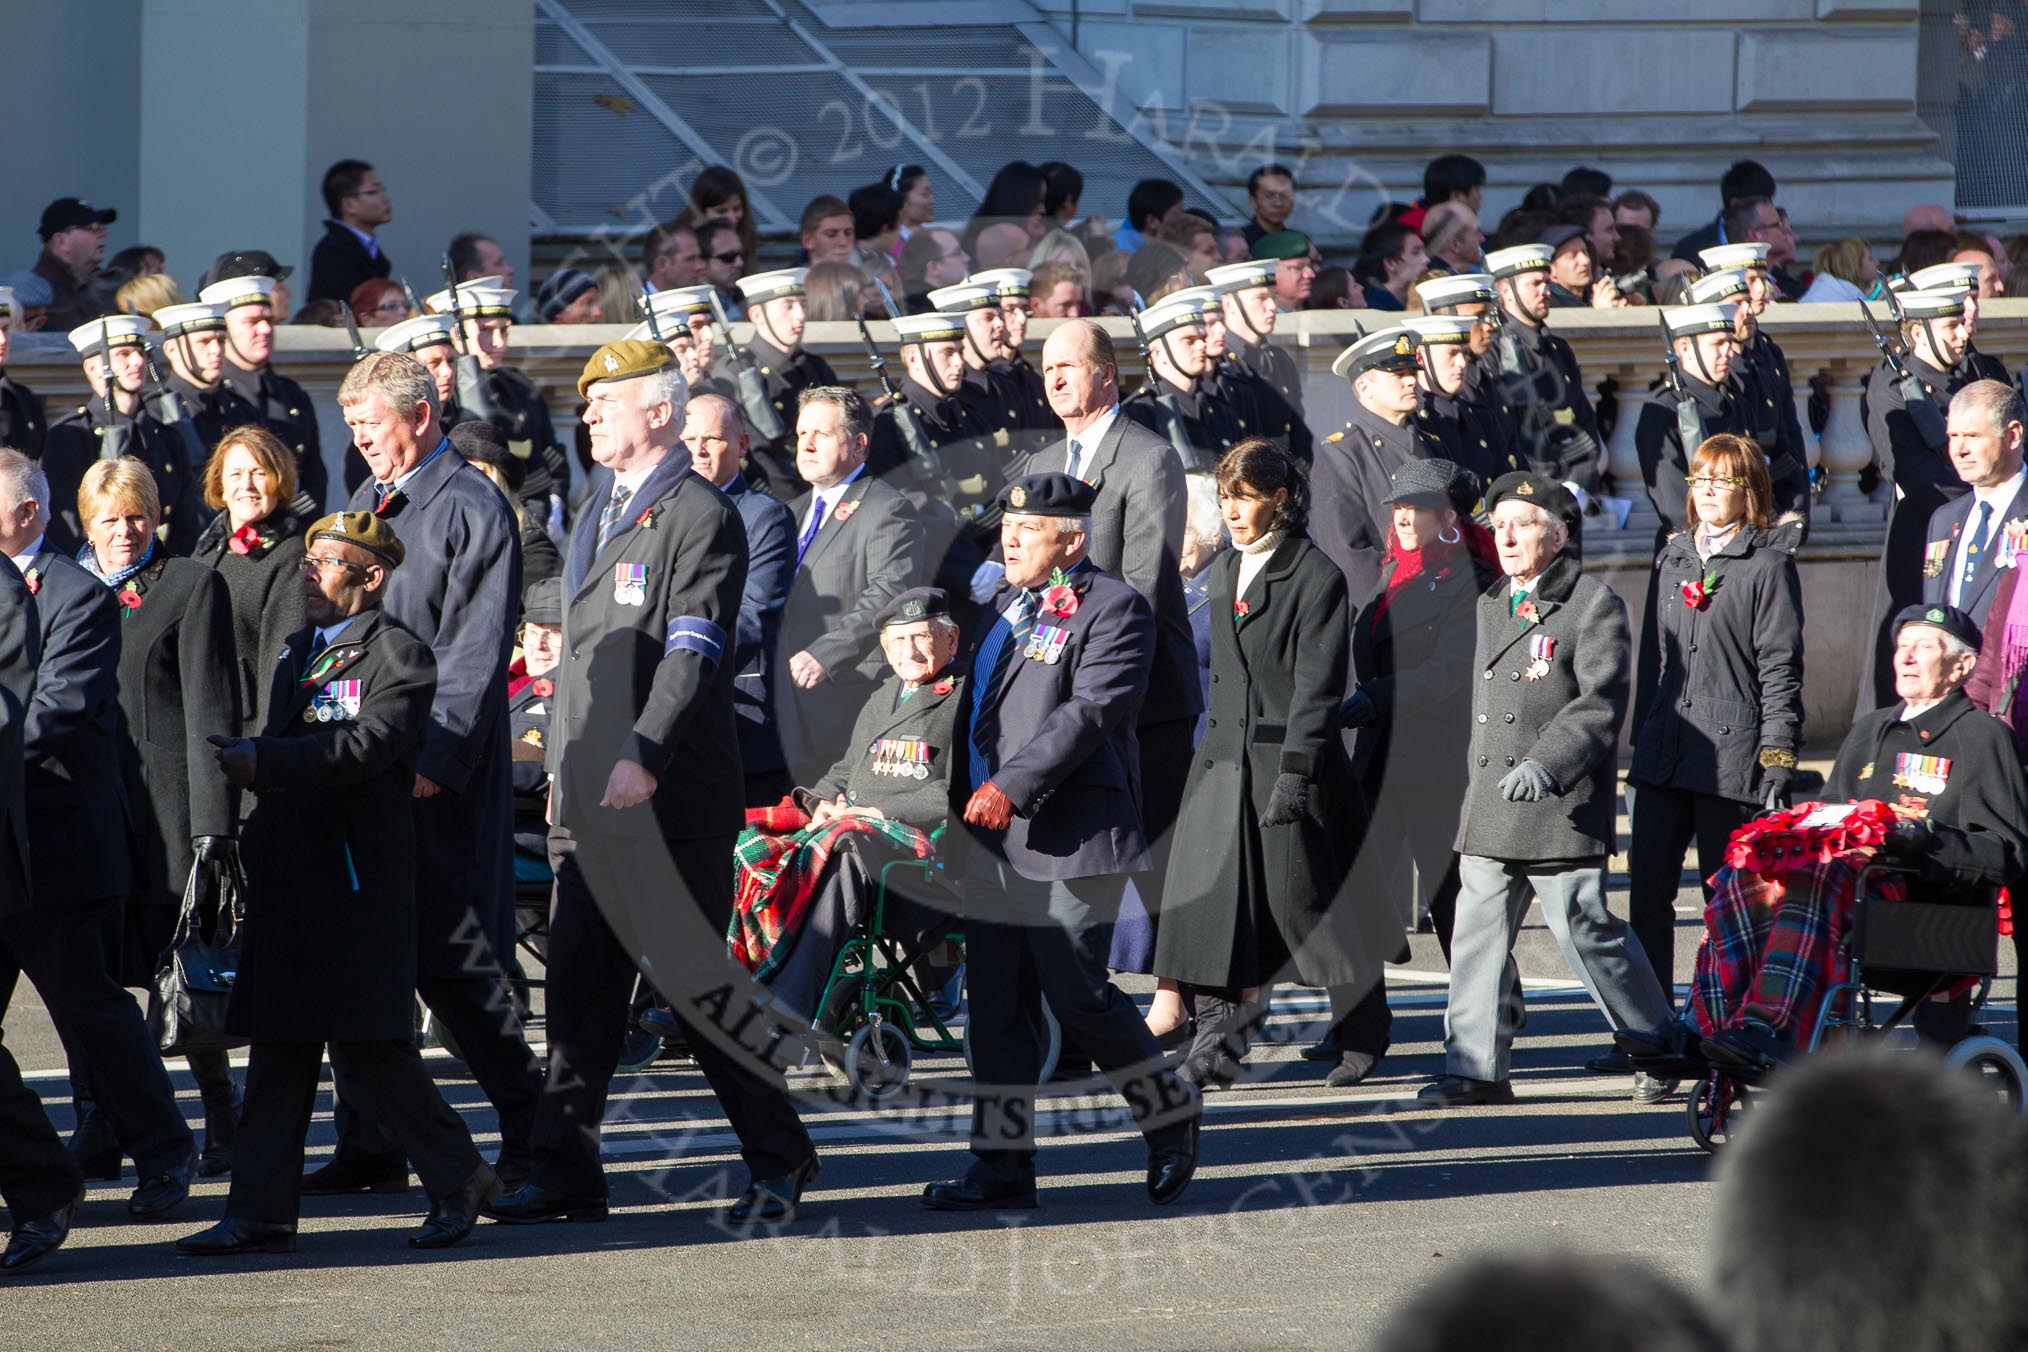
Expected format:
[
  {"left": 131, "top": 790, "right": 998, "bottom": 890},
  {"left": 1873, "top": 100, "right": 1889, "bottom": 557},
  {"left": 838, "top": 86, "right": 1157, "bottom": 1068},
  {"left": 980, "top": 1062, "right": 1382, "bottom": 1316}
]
[
  {"left": 996, "top": 472, "right": 1098, "bottom": 517},
  {"left": 577, "top": 337, "right": 677, "bottom": 399},
  {"left": 874, "top": 586, "right": 954, "bottom": 630},
  {"left": 305, "top": 509, "right": 405, "bottom": 566},
  {"left": 1893, "top": 603, "right": 1983, "bottom": 654}
]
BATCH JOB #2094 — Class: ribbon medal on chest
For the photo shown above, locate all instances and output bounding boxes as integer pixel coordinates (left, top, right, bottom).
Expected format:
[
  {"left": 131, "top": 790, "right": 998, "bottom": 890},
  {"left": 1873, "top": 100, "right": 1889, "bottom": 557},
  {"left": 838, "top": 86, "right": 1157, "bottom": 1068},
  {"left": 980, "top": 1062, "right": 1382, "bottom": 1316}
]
[
  {"left": 613, "top": 562, "right": 648, "bottom": 607},
  {"left": 1524, "top": 632, "right": 1557, "bottom": 681},
  {"left": 1891, "top": 752, "right": 1950, "bottom": 797},
  {"left": 1025, "top": 624, "right": 1070, "bottom": 665},
  {"left": 307, "top": 678, "right": 363, "bottom": 723},
  {"left": 1922, "top": 537, "right": 1952, "bottom": 579}
]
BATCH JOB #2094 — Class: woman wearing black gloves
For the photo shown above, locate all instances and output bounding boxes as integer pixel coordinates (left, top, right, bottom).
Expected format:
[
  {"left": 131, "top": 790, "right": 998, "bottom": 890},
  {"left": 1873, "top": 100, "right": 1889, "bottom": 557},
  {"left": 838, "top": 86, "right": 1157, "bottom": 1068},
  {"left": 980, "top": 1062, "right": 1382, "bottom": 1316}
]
[
  {"left": 1626, "top": 432, "right": 1804, "bottom": 998},
  {"left": 1155, "top": 440, "right": 1370, "bottom": 1088},
  {"left": 77, "top": 457, "right": 244, "bottom": 1176}
]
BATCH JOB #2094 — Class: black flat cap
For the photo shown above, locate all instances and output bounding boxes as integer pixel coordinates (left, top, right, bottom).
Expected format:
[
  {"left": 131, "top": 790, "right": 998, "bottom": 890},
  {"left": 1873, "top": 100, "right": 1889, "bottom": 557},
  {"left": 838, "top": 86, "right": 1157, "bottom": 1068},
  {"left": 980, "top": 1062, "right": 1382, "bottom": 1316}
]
[
  {"left": 1385, "top": 457, "right": 1460, "bottom": 509},
  {"left": 1894, "top": 603, "right": 1982, "bottom": 655},
  {"left": 874, "top": 586, "right": 952, "bottom": 629},
  {"left": 996, "top": 472, "right": 1097, "bottom": 517},
  {"left": 523, "top": 576, "right": 563, "bottom": 627},
  {"left": 202, "top": 249, "right": 292, "bottom": 289},
  {"left": 1485, "top": 470, "right": 1580, "bottom": 532}
]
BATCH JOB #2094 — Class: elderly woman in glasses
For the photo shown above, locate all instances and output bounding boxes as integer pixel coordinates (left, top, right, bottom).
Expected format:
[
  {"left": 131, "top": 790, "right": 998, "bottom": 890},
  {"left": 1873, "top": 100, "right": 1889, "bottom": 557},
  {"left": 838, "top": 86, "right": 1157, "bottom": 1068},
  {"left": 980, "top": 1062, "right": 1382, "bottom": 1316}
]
[
  {"left": 1625, "top": 434, "right": 1804, "bottom": 1027},
  {"left": 77, "top": 456, "right": 244, "bottom": 1175}
]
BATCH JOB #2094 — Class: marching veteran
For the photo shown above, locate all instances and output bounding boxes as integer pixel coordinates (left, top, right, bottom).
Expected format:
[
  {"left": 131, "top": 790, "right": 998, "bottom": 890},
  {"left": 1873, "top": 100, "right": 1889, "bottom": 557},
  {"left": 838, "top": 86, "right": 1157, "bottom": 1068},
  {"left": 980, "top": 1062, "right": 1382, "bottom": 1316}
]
[
  {"left": 1422, "top": 471, "right": 1677, "bottom": 1108},
  {"left": 754, "top": 586, "right": 967, "bottom": 1027},
  {"left": 182, "top": 511, "right": 496, "bottom": 1256}
]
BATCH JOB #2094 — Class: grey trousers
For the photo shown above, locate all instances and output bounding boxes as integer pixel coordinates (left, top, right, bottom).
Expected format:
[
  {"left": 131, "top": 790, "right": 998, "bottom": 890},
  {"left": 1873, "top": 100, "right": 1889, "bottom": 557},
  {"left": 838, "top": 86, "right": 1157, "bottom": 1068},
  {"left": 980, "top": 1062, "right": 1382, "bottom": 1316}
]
[{"left": 1443, "top": 854, "right": 1674, "bottom": 1082}]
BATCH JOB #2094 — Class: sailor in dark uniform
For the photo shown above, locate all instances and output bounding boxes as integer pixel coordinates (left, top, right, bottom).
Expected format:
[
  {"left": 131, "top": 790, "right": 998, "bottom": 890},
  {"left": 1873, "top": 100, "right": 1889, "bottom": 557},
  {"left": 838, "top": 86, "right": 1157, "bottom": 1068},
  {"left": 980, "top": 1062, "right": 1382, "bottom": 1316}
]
[
  {"left": 1695, "top": 244, "right": 1812, "bottom": 485},
  {"left": 1480, "top": 244, "right": 1603, "bottom": 495},
  {"left": 731, "top": 268, "right": 840, "bottom": 497},
  {"left": 928, "top": 280, "right": 1036, "bottom": 447},
  {"left": 39, "top": 316, "right": 205, "bottom": 555},
  {"left": 1416, "top": 272, "right": 1503, "bottom": 403},
  {"left": 152, "top": 300, "right": 262, "bottom": 457},
  {"left": 1207, "top": 259, "right": 1310, "bottom": 461},
  {"left": 424, "top": 276, "right": 569, "bottom": 531},
  {"left": 1406, "top": 312, "right": 1522, "bottom": 489},
  {"left": 1905, "top": 261, "right": 2011, "bottom": 385},
  {"left": 198, "top": 271, "right": 326, "bottom": 512},
  {"left": 1310, "top": 327, "right": 1430, "bottom": 603},
  {"left": 627, "top": 284, "right": 736, "bottom": 404},
  {"left": 1122, "top": 292, "right": 1260, "bottom": 472},
  {"left": 0, "top": 286, "right": 46, "bottom": 460},
  {"left": 969, "top": 268, "right": 1057, "bottom": 437},
  {"left": 1858, "top": 286, "right": 1983, "bottom": 711}
]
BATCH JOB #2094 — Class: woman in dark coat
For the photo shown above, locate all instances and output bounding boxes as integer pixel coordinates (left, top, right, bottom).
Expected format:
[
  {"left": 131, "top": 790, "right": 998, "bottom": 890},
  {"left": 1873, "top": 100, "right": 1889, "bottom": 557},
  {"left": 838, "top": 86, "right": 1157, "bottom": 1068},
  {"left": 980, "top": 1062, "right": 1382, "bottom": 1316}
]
[
  {"left": 1626, "top": 432, "right": 1804, "bottom": 991},
  {"left": 78, "top": 456, "right": 243, "bottom": 1176},
  {"left": 1155, "top": 439, "right": 1370, "bottom": 1088},
  {"left": 193, "top": 424, "right": 310, "bottom": 730}
]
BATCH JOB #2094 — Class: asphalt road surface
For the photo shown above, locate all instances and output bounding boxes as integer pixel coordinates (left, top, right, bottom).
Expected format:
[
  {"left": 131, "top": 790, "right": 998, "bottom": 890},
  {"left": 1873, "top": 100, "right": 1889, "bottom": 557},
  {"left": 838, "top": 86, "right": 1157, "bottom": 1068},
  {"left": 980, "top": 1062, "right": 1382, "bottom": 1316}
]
[{"left": 5, "top": 774, "right": 2017, "bottom": 1349}]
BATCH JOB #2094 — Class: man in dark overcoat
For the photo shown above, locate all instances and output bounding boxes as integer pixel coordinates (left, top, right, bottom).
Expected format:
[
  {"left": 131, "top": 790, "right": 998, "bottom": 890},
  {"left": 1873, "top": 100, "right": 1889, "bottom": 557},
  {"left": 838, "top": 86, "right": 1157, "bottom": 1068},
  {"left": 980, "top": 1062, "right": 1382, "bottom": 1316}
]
[
  {"left": 0, "top": 453, "right": 195, "bottom": 1217},
  {"left": 0, "top": 558, "right": 86, "bottom": 1272},
  {"left": 180, "top": 512, "right": 495, "bottom": 1254},
  {"left": 923, "top": 472, "right": 1200, "bottom": 1211},
  {"left": 316, "top": 351, "right": 542, "bottom": 1194},
  {"left": 1422, "top": 472, "right": 1675, "bottom": 1107},
  {"left": 486, "top": 340, "right": 818, "bottom": 1229}
]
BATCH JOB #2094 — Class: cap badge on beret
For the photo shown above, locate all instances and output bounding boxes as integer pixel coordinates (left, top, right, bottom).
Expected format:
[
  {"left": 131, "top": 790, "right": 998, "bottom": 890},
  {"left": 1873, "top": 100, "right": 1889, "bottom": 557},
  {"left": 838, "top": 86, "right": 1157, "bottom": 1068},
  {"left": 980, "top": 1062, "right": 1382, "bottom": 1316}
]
[
  {"left": 1927, "top": 607, "right": 1947, "bottom": 624},
  {"left": 1009, "top": 485, "right": 1027, "bottom": 509},
  {"left": 604, "top": 352, "right": 620, "bottom": 373},
  {"left": 1516, "top": 480, "right": 1535, "bottom": 496}
]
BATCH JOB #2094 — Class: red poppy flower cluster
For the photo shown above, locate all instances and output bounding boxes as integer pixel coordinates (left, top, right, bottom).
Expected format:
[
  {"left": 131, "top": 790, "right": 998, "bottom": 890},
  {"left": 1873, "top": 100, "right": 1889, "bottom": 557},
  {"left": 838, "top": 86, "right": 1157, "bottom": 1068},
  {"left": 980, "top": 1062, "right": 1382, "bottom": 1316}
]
[
  {"left": 1681, "top": 570, "right": 1720, "bottom": 609},
  {"left": 227, "top": 524, "right": 270, "bottom": 556},
  {"left": 1043, "top": 584, "right": 1079, "bottom": 618},
  {"left": 1232, "top": 600, "right": 1250, "bottom": 619},
  {"left": 1515, "top": 599, "right": 1539, "bottom": 624},
  {"left": 116, "top": 588, "right": 143, "bottom": 614},
  {"left": 1722, "top": 799, "right": 1900, "bottom": 880}
]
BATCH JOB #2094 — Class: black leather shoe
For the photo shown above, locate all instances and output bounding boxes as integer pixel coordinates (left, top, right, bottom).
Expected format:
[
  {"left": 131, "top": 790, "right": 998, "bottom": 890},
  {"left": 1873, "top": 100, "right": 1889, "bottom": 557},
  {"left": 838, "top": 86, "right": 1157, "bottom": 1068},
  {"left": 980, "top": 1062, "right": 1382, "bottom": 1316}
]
[
  {"left": 1701, "top": 1022, "right": 1790, "bottom": 1070},
  {"left": 726, "top": 1154, "right": 821, "bottom": 1225},
  {"left": 1300, "top": 1031, "right": 1345, "bottom": 1062},
  {"left": 411, "top": 1166, "right": 499, "bottom": 1249},
  {"left": 1145, "top": 1112, "right": 1201, "bottom": 1206},
  {"left": 67, "top": 1105, "right": 122, "bottom": 1181},
  {"left": 493, "top": 1141, "right": 532, "bottom": 1194},
  {"left": 480, "top": 1182, "right": 610, "bottom": 1224},
  {"left": 175, "top": 1217, "right": 297, "bottom": 1256},
  {"left": 197, "top": 1082, "right": 242, "bottom": 1179},
  {"left": 1324, "top": 1051, "right": 1378, "bottom": 1088},
  {"left": 300, "top": 1158, "right": 410, "bottom": 1196},
  {"left": 1585, "top": 1048, "right": 1633, "bottom": 1074},
  {"left": 920, "top": 1171, "right": 1038, "bottom": 1211},
  {"left": 129, "top": 1151, "right": 196, "bottom": 1219},
  {"left": 3, "top": 1187, "right": 82, "bottom": 1272},
  {"left": 1415, "top": 1075, "right": 1517, "bottom": 1108}
]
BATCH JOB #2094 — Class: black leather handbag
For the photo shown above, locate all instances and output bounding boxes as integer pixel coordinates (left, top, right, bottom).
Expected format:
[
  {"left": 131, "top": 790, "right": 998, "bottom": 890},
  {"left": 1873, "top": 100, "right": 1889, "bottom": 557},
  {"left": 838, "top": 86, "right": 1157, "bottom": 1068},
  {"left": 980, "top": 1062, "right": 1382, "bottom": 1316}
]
[{"left": 147, "top": 850, "right": 247, "bottom": 1055}]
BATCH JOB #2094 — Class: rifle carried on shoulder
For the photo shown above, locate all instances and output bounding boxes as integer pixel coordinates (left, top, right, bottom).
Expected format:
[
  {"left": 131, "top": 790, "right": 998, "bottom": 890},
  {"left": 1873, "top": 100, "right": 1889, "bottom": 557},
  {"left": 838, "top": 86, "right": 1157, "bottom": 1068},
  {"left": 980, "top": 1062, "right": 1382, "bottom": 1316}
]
[
  {"left": 1658, "top": 314, "right": 1707, "bottom": 457},
  {"left": 438, "top": 257, "right": 501, "bottom": 425},
  {"left": 706, "top": 291, "right": 786, "bottom": 443},
  {"left": 1127, "top": 289, "right": 1204, "bottom": 471},
  {"left": 1863, "top": 289, "right": 1947, "bottom": 450}
]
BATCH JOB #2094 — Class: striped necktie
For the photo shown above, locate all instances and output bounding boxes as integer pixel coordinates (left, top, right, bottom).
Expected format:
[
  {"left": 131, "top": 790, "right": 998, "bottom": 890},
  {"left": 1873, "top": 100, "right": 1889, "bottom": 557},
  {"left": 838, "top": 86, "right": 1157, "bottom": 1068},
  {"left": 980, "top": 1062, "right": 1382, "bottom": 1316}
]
[
  {"left": 970, "top": 590, "right": 1037, "bottom": 762},
  {"left": 597, "top": 484, "right": 634, "bottom": 547}
]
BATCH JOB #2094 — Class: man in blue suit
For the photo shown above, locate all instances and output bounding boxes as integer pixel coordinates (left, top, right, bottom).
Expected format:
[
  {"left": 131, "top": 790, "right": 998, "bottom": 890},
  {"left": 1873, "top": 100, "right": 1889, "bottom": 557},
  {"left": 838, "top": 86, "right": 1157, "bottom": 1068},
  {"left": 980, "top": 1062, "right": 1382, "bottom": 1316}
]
[
  {"left": 923, "top": 472, "right": 1200, "bottom": 1212},
  {"left": 1921, "top": 380, "right": 2028, "bottom": 635},
  {"left": 681, "top": 391, "right": 797, "bottom": 807}
]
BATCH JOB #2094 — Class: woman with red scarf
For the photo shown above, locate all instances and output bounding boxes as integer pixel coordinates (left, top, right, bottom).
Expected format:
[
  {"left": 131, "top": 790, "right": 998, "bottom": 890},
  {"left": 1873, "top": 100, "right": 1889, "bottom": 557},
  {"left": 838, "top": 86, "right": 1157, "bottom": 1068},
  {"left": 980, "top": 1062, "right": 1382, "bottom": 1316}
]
[
  {"left": 193, "top": 425, "right": 309, "bottom": 729},
  {"left": 1625, "top": 434, "right": 1803, "bottom": 1019},
  {"left": 1155, "top": 440, "right": 1375, "bottom": 1089}
]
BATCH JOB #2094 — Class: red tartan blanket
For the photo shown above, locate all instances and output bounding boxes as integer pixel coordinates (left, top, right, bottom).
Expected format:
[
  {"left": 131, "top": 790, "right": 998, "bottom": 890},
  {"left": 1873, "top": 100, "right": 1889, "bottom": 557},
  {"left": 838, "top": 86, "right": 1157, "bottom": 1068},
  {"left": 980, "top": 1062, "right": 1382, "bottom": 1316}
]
[
  {"left": 728, "top": 805, "right": 933, "bottom": 978},
  {"left": 1688, "top": 801, "right": 1997, "bottom": 1046}
]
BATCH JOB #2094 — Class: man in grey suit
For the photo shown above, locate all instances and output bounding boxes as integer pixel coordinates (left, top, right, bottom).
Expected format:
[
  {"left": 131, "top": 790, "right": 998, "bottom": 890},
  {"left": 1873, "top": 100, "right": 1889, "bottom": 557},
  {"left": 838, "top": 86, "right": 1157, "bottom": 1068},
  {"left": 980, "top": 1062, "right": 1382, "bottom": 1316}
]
[
  {"left": 1422, "top": 472, "right": 1675, "bottom": 1108},
  {"left": 924, "top": 472, "right": 1199, "bottom": 1211},
  {"left": 1920, "top": 379, "right": 2028, "bottom": 635},
  {"left": 1024, "top": 319, "right": 1203, "bottom": 988},
  {"left": 776, "top": 386, "right": 921, "bottom": 783},
  {"left": 682, "top": 392, "right": 798, "bottom": 807}
]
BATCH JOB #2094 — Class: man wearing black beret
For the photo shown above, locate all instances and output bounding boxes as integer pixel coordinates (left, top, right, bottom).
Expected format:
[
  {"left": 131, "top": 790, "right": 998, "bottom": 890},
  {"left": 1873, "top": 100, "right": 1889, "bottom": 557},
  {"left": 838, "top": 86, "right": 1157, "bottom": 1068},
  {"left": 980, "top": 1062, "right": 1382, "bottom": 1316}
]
[
  {"left": 924, "top": 472, "right": 1201, "bottom": 1211},
  {"left": 1423, "top": 470, "right": 1676, "bottom": 1107}
]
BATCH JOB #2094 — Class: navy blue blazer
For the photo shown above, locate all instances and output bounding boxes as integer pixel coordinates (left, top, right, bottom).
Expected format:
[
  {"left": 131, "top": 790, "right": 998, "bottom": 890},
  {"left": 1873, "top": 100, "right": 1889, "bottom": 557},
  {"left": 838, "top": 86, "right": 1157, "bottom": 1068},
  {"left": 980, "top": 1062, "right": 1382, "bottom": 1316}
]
[
  {"left": 722, "top": 477, "right": 795, "bottom": 776},
  {"left": 0, "top": 561, "right": 39, "bottom": 917},
  {"left": 1921, "top": 478, "right": 2028, "bottom": 633}
]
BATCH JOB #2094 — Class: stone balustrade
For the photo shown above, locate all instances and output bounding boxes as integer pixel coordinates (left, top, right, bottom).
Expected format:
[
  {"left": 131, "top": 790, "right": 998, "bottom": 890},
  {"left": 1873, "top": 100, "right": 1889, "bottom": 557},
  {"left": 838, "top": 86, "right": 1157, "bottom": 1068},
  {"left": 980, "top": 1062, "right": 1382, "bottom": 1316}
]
[{"left": 19, "top": 300, "right": 2028, "bottom": 743}]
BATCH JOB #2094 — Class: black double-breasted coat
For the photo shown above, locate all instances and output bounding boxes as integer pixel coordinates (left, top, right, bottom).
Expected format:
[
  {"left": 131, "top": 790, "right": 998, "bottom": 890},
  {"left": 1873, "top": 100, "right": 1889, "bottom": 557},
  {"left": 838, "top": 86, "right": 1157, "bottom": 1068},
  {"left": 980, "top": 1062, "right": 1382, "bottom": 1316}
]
[
  {"left": 227, "top": 610, "right": 437, "bottom": 1043},
  {"left": 1157, "top": 535, "right": 1372, "bottom": 988},
  {"left": 193, "top": 509, "right": 310, "bottom": 731},
  {"left": 105, "top": 554, "right": 240, "bottom": 910}
]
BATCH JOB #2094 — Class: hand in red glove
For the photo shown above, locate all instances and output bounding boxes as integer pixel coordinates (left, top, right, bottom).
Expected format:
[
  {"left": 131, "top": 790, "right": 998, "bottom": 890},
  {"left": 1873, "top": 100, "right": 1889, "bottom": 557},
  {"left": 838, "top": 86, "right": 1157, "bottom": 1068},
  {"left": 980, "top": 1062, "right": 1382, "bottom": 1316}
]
[{"left": 963, "top": 780, "right": 1014, "bottom": 831}]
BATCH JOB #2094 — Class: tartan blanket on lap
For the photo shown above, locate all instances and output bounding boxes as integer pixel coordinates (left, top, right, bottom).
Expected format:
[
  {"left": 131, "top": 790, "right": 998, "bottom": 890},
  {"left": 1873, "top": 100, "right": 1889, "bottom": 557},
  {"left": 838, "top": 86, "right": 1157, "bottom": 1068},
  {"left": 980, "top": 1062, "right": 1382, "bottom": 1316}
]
[
  {"left": 728, "top": 809, "right": 933, "bottom": 980},
  {"left": 1689, "top": 800, "right": 1907, "bottom": 1046}
]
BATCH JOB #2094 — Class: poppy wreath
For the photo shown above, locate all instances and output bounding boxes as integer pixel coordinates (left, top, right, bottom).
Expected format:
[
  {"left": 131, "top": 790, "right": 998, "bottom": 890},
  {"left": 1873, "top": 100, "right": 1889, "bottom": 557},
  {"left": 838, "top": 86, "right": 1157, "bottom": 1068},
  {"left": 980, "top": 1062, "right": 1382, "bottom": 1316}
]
[{"left": 1722, "top": 799, "right": 1900, "bottom": 881}]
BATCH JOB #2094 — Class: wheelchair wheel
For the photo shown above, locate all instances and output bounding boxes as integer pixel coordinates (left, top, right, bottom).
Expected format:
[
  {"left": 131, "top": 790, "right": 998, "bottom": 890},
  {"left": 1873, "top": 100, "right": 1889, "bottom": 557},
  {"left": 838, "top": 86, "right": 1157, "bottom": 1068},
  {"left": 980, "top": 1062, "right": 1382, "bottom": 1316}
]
[
  {"left": 845, "top": 1021, "right": 913, "bottom": 1101},
  {"left": 1943, "top": 1035, "right": 2028, "bottom": 1114},
  {"left": 962, "top": 1000, "right": 1063, "bottom": 1085},
  {"left": 616, "top": 1026, "right": 664, "bottom": 1074},
  {"left": 1686, "top": 1070, "right": 1751, "bottom": 1152}
]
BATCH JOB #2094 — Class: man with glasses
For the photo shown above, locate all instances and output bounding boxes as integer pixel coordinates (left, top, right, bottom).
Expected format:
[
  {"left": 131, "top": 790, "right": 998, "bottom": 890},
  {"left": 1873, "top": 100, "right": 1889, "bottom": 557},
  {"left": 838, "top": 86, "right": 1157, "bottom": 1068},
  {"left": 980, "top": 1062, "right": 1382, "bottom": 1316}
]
[
  {"left": 1255, "top": 230, "right": 1316, "bottom": 312},
  {"left": 31, "top": 198, "right": 114, "bottom": 331},
  {"left": 900, "top": 227, "right": 970, "bottom": 314},
  {"left": 308, "top": 160, "right": 394, "bottom": 305},
  {"left": 1242, "top": 165, "right": 1298, "bottom": 247},
  {"left": 699, "top": 220, "right": 748, "bottom": 320}
]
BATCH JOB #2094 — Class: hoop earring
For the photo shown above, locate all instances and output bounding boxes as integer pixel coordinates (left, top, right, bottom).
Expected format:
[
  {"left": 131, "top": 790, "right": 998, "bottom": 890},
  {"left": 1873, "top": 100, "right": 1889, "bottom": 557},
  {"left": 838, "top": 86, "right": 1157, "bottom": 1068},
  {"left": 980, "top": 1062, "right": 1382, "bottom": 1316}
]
[{"left": 1438, "top": 525, "right": 1461, "bottom": 545}]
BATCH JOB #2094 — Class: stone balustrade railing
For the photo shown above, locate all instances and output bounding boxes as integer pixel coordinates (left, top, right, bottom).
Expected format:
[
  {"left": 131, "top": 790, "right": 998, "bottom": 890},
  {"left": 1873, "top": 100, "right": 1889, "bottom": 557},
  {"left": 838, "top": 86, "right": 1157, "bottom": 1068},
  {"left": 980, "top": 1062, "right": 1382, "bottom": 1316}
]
[{"left": 19, "top": 300, "right": 2028, "bottom": 742}]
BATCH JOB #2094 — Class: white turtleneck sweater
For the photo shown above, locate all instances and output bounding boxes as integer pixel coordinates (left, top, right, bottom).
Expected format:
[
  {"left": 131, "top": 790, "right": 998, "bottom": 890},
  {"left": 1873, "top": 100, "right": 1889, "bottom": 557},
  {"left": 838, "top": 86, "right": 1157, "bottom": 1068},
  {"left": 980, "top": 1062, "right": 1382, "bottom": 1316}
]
[{"left": 1235, "top": 529, "right": 1284, "bottom": 599}]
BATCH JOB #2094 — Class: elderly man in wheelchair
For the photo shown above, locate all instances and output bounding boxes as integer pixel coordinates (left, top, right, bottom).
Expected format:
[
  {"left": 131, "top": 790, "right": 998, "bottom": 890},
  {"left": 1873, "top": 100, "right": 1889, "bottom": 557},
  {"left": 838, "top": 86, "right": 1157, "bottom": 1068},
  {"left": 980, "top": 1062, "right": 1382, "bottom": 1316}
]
[
  {"left": 1622, "top": 604, "right": 2028, "bottom": 1079},
  {"left": 729, "top": 587, "right": 967, "bottom": 1049}
]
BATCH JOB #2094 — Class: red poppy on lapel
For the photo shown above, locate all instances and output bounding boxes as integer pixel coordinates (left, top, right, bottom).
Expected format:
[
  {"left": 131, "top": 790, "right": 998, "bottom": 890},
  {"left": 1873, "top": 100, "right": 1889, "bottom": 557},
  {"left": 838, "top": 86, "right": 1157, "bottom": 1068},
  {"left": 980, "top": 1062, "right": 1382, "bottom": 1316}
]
[
  {"left": 117, "top": 588, "right": 143, "bottom": 615},
  {"left": 228, "top": 524, "right": 269, "bottom": 556},
  {"left": 832, "top": 499, "right": 858, "bottom": 524}
]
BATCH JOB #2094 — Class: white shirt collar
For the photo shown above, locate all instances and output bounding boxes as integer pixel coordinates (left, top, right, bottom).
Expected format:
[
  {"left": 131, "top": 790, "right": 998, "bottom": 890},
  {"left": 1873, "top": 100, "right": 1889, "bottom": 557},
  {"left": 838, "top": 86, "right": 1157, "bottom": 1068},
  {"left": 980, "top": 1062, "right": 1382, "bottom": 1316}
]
[
  {"left": 8, "top": 535, "right": 45, "bottom": 571},
  {"left": 805, "top": 462, "right": 866, "bottom": 528},
  {"left": 1065, "top": 404, "right": 1120, "bottom": 472},
  {"left": 1972, "top": 465, "right": 2026, "bottom": 511}
]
